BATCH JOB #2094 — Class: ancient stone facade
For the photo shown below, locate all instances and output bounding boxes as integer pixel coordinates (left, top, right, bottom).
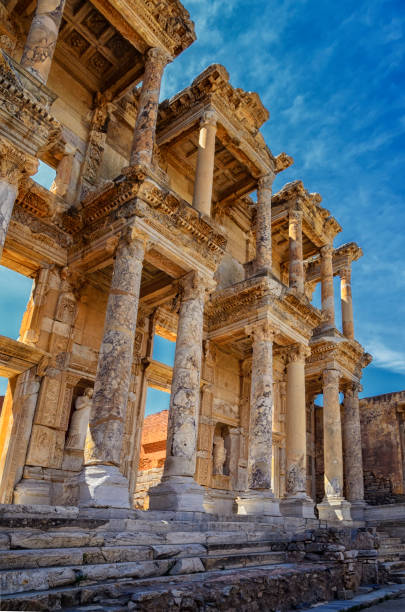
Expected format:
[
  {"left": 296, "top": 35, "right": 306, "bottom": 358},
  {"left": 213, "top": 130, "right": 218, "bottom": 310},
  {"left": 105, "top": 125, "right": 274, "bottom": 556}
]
[{"left": 0, "top": 0, "right": 376, "bottom": 525}]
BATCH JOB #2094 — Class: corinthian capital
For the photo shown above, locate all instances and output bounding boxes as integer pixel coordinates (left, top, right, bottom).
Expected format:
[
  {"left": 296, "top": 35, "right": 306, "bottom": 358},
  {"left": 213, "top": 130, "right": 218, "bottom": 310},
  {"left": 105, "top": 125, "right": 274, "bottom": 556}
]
[
  {"left": 286, "top": 343, "right": 310, "bottom": 364},
  {"left": 246, "top": 318, "right": 276, "bottom": 343},
  {"left": 180, "top": 270, "right": 212, "bottom": 302},
  {"left": 0, "top": 139, "right": 38, "bottom": 187},
  {"left": 258, "top": 172, "right": 275, "bottom": 191},
  {"left": 200, "top": 108, "right": 218, "bottom": 128},
  {"left": 146, "top": 47, "right": 171, "bottom": 68},
  {"left": 320, "top": 243, "right": 334, "bottom": 259}
]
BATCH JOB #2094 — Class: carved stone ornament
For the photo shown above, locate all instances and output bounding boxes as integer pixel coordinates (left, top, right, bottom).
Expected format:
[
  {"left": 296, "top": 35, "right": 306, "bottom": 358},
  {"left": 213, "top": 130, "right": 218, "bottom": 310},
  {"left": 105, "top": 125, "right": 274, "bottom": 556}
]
[
  {"left": 287, "top": 344, "right": 311, "bottom": 364},
  {"left": 65, "top": 388, "right": 93, "bottom": 451},
  {"left": 0, "top": 139, "right": 38, "bottom": 187},
  {"left": 213, "top": 435, "right": 227, "bottom": 475}
]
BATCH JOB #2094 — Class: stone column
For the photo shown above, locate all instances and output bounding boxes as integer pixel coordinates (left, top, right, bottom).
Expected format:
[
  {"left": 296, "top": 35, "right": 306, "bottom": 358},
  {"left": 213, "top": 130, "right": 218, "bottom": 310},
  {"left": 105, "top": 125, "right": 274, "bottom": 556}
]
[
  {"left": 280, "top": 344, "right": 315, "bottom": 518},
  {"left": 20, "top": 0, "right": 66, "bottom": 84},
  {"left": 320, "top": 244, "right": 335, "bottom": 329},
  {"left": 318, "top": 368, "right": 351, "bottom": 521},
  {"left": 0, "top": 140, "right": 37, "bottom": 262},
  {"left": 79, "top": 226, "right": 147, "bottom": 509},
  {"left": 288, "top": 209, "right": 305, "bottom": 293},
  {"left": 130, "top": 47, "right": 169, "bottom": 167},
  {"left": 236, "top": 319, "right": 280, "bottom": 516},
  {"left": 340, "top": 266, "right": 354, "bottom": 339},
  {"left": 255, "top": 172, "right": 275, "bottom": 275},
  {"left": 149, "top": 271, "right": 208, "bottom": 512},
  {"left": 342, "top": 382, "right": 365, "bottom": 519},
  {"left": 192, "top": 110, "right": 217, "bottom": 217}
]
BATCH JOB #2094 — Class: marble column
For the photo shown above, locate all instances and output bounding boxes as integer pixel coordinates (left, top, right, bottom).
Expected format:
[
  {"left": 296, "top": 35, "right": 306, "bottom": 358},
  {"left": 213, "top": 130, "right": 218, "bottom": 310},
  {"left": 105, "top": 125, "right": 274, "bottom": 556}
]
[
  {"left": 130, "top": 47, "right": 169, "bottom": 167},
  {"left": 79, "top": 227, "right": 146, "bottom": 509},
  {"left": 236, "top": 319, "right": 280, "bottom": 516},
  {"left": 342, "top": 382, "right": 365, "bottom": 519},
  {"left": 318, "top": 368, "right": 351, "bottom": 521},
  {"left": 280, "top": 344, "right": 315, "bottom": 518},
  {"left": 340, "top": 266, "right": 354, "bottom": 339},
  {"left": 320, "top": 244, "right": 335, "bottom": 329},
  {"left": 255, "top": 172, "right": 275, "bottom": 275},
  {"left": 192, "top": 110, "right": 217, "bottom": 217},
  {"left": 149, "top": 271, "right": 208, "bottom": 512},
  {"left": 21, "top": 0, "right": 66, "bottom": 84},
  {"left": 0, "top": 140, "right": 37, "bottom": 262},
  {"left": 288, "top": 209, "right": 305, "bottom": 293}
]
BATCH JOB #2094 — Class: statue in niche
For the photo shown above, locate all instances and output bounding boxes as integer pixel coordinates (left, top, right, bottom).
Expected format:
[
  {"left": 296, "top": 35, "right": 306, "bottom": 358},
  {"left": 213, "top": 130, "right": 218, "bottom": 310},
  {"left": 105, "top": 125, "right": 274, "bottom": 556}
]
[
  {"left": 65, "top": 388, "right": 93, "bottom": 451},
  {"left": 213, "top": 435, "right": 227, "bottom": 475}
]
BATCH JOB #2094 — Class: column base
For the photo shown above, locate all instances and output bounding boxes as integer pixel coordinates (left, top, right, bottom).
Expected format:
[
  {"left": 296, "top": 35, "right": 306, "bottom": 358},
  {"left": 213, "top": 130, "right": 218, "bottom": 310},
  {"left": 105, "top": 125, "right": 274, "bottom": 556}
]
[
  {"left": 13, "top": 479, "right": 51, "bottom": 506},
  {"left": 236, "top": 491, "right": 281, "bottom": 516},
  {"left": 317, "top": 497, "right": 352, "bottom": 522},
  {"left": 78, "top": 465, "right": 130, "bottom": 509},
  {"left": 280, "top": 495, "right": 316, "bottom": 519},
  {"left": 348, "top": 500, "right": 367, "bottom": 521},
  {"left": 148, "top": 476, "right": 205, "bottom": 512}
]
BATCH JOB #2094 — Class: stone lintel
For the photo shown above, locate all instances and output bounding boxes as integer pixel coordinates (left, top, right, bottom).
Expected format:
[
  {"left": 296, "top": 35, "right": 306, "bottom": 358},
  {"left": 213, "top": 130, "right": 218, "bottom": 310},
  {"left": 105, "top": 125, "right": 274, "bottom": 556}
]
[{"left": 0, "top": 335, "right": 49, "bottom": 377}]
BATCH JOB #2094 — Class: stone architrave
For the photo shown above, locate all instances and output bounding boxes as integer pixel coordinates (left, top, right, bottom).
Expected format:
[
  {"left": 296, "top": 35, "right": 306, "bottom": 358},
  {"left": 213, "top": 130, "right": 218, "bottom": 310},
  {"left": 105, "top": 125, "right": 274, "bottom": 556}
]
[
  {"left": 79, "top": 226, "right": 147, "bottom": 509},
  {"left": 288, "top": 209, "right": 304, "bottom": 293},
  {"left": 318, "top": 368, "right": 351, "bottom": 521},
  {"left": 342, "top": 381, "right": 366, "bottom": 519},
  {"left": 280, "top": 344, "right": 315, "bottom": 518},
  {"left": 192, "top": 109, "right": 217, "bottom": 217},
  {"left": 236, "top": 319, "right": 280, "bottom": 516},
  {"left": 130, "top": 47, "right": 170, "bottom": 167},
  {"left": 149, "top": 271, "right": 208, "bottom": 512},
  {"left": 0, "top": 139, "right": 38, "bottom": 261},
  {"left": 320, "top": 244, "right": 335, "bottom": 329},
  {"left": 20, "top": 0, "right": 67, "bottom": 84},
  {"left": 255, "top": 172, "right": 275, "bottom": 275},
  {"left": 340, "top": 266, "right": 354, "bottom": 339}
]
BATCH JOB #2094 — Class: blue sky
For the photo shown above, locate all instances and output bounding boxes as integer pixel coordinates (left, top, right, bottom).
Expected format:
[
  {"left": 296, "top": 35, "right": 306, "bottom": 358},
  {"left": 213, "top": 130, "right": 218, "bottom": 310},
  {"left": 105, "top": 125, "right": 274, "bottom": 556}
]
[{"left": 1, "top": 0, "right": 404, "bottom": 401}]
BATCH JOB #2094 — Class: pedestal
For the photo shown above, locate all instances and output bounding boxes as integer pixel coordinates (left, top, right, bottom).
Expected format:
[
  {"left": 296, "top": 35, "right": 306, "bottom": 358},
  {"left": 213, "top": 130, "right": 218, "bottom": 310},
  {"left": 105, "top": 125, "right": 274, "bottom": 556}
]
[
  {"left": 349, "top": 500, "right": 367, "bottom": 521},
  {"left": 317, "top": 498, "right": 352, "bottom": 522},
  {"left": 280, "top": 496, "right": 315, "bottom": 519},
  {"left": 78, "top": 465, "right": 130, "bottom": 509},
  {"left": 236, "top": 491, "right": 281, "bottom": 516},
  {"left": 13, "top": 479, "right": 51, "bottom": 506},
  {"left": 148, "top": 476, "right": 205, "bottom": 512}
]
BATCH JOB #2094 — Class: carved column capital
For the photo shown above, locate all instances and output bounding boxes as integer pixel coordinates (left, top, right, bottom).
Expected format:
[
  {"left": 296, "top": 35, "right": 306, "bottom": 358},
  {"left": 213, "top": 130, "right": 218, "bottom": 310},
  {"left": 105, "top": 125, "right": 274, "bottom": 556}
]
[
  {"left": 0, "top": 139, "right": 38, "bottom": 187},
  {"left": 180, "top": 270, "right": 212, "bottom": 302},
  {"left": 120, "top": 224, "right": 149, "bottom": 257},
  {"left": 320, "top": 243, "right": 334, "bottom": 259},
  {"left": 342, "top": 380, "right": 362, "bottom": 398},
  {"left": 286, "top": 343, "right": 310, "bottom": 364},
  {"left": 145, "top": 46, "right": 171, "bottom": 69},
  {"left": 246, "top": 318, "right": 276, "bottom": 343},
  {"left": 322, "top": 367, "right": 340, "bottom": 386},
  {"left": 258, "top": 171, "right": 275, "bottom": 192},
  {"left": 340, "top": 265, "right": 351, "bottom": 282},
  {"left": 200, "top": 108, "right": 218, "bottom": 128}
]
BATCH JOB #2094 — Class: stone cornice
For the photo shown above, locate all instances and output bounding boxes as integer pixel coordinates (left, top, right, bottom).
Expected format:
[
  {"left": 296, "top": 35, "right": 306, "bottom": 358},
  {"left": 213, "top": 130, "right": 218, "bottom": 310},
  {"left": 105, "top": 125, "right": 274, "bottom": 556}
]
[
  {"left": 0, "top": 335, "right": 50, "bottom": 378},
  {"left": 307, "top": 334, "right": 371, "bottom": 379}
]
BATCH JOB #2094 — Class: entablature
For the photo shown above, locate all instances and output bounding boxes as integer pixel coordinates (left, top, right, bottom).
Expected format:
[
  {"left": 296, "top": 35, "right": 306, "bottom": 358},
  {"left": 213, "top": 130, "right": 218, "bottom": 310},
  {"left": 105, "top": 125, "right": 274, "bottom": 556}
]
[
  {"left": 0, "top": 335, "right": 49, "bottom": 378},
  {"left": 305, "top": 242, "right": 363, "bottom": 283}
]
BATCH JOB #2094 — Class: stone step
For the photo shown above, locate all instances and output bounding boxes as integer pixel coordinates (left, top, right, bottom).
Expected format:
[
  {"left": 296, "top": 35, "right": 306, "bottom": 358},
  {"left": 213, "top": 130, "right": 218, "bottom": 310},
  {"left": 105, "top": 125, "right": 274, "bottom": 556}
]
[{"left": 202, "top": 550, "right": 286, "bottom": 570}]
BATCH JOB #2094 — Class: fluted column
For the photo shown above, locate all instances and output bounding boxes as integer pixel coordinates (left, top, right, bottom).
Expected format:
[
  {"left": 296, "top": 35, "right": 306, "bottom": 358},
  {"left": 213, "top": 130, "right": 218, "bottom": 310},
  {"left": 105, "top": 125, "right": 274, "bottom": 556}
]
[
  {"left": 280, "top": 344, "right": 314, "bottom": 518},
  {"left": 288, "top": 209, "right": 304, "bottom": 292},
  {"left": 236, "top": 319, "right": 280, "bottom": 516},
  {"left": 342, "top": 382, "right": 365, "bottom": 518},
  {"left": 318, "top": 368, "right": 351, "bottom": 521},
  {"left": 192, "top": 110, "right": 217, "bottom": 217},
  {"left": 149, "top": 271, "right": 208, "bottom": 512},
  {"left": 79, "top": 227, "right": 147, "bottom": 508},
  {"left": 255, "top": 172, "right": 275, "bottom": 275},
  {"left": 320, "top": 244, "right": 335, "bottom": 329},
  {"left": 0, "top": 139, "right": 38, "bottom": 262},
  {"left": 340, "top": 266, "right": 354, "bottom": 339},
  {"left": 130, "top": 47, "right": 169, "bottom": 167},
  {"left": 21, "top": 0, "right": 66, "bottom": 84}
]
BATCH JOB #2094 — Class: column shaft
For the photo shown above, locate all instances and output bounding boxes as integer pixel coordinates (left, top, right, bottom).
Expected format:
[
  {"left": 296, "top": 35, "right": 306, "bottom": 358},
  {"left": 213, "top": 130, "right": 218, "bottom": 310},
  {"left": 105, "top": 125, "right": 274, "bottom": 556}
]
[
  {"left": 342, "top": 383, "right": 364, "bottom": 502},
  {"left": 322, "top": 368, "right": 344, "bottom": 498},
  {"left": 130, "top": 48, "right": 168, "bottom": 167},
  {"left": 255, "top": 172, "right": 275, "bottom": 274},
  {"left": 192, "top": 110, "right": 217, "bottom": 217},
  {"left": 340, "top": 266, "right": 354, "bottom": 339},
  {"left": 285, "top": 345, "right": 308, "bottom": 497},
  {"left": 21, "top": 0, "right": 66, "bottom": 84},
  {"left": 85, "top": 231, "right": 145, "bottom": 467},
  {"left": 248, "top": 320, "right": 274, "bottom": 491},
  {"left": 288, "top": 209, "right": 304, "bottom": 292},
  {"left": 163, "top": 272, "right": 206, "bottom": 478},
  {"left": 320, "top": 244, "right": 335, "bottom": 328}
]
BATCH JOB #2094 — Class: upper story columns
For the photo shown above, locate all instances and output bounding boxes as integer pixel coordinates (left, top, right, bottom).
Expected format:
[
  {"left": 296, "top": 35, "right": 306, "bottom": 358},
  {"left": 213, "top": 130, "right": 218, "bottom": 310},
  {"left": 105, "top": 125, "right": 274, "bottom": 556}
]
[
  {"left": 192, "top": 110, "right": 218, "bottom": 217},
  {"left": 340, "top": 265, "right": 354, "bottom": 339},
  {"left": 255, "top": 172, "right": 275, "bottom": 275},
  {"left": 79, "top": 226, "right": 148, "bottom": 509},
  {"left": 21, "top": 0, "right": 66, "bottom": 84},
  {"left": 130, "top": 48, "right": 170, "bottom": 167},
  {"left": 320, "top": 244, "right": 335, "bottom": 329},
  {"left": 288, "top": 208, "right": 304, "bottom": 293}
]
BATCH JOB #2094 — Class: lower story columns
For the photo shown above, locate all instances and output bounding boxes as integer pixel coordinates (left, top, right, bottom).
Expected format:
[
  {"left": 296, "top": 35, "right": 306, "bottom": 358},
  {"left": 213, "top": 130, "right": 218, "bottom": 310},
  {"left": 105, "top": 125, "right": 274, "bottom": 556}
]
[
  {"left": 280, "top": 344, "right": 315, "bottom": 518},
  {"left": 317, "top": 368, "right": 351, "bottom": 521},
  {"left": 149, "top": 272, "right": 208, "bottom": 512},
  {"left": 78, "top": 227, "right": 146, "bottom": 509},
  {"left": 342, "top": 381, "right": 366, "bottom": 519},
  {"left": 236, "top": 319, "right": 280, "bottom": 516}
]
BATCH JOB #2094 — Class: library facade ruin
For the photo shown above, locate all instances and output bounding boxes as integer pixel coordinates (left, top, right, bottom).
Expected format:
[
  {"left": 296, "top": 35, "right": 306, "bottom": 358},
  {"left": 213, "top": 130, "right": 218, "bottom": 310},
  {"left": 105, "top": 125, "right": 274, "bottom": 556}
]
[{"left": 0, "top": 0, "right": 404, "bottom": 609}]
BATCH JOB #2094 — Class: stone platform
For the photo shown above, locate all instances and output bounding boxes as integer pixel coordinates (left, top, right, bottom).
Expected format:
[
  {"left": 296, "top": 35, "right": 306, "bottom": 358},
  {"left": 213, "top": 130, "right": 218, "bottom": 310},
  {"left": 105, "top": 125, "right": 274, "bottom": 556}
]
[{"left": 0, "top": 503, "right": 394, "bottom": 611}]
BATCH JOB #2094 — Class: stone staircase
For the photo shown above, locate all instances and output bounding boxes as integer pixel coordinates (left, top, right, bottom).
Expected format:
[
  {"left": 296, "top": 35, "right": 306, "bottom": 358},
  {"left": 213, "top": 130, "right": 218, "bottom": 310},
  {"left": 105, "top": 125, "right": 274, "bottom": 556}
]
[{"left": 0, "top": 504, "right": 380, "bottom": 611}]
